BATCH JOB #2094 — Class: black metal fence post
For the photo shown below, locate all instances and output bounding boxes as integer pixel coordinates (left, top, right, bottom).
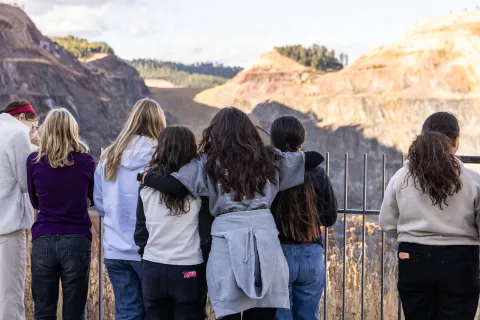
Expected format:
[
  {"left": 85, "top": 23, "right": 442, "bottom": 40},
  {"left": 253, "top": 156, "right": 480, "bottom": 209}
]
[
  {"left": 323, "top": 153, "right": 330, "bottom": 320},
  {"left": 342, "top": 153, "right": 348, "bottom": 320}
]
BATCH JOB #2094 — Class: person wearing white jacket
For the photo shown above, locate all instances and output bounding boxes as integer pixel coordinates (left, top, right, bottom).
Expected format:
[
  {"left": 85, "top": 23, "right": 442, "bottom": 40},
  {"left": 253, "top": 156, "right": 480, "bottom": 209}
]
[{"left": 0, "top": 100, "right": 39, "bottom": 320}]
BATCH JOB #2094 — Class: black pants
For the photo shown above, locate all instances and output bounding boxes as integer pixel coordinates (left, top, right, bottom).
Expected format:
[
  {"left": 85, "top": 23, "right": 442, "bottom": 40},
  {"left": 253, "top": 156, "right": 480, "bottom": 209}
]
[
  {"left": 31, "top": 234, "right": 91, "bottom": 320},
  {"left": 397, "top": 242, "right": 480, "bottom": 320},
  {"left": 221, "top": 308, "right": 276, "bottom": 320},
  {"left": 142, "top": 260, "right": 207, "bottom": 320}
]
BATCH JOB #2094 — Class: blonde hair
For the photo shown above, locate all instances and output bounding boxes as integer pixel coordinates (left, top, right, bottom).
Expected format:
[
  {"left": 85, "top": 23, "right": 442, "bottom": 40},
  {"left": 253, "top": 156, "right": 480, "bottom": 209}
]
[
  {"left": 35, "top": 108, "right": 89, "bottom": 168},
  {"left": 101, "top": 98, "right": 166, "bottom": 181}
]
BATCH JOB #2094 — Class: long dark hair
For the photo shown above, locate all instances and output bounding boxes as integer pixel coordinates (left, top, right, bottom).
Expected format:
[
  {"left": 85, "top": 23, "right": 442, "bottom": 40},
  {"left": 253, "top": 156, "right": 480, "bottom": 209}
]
[
  {"left": 270, "top": 116, "right": 320, "bottom": 243},
  {"left": 406, "top": 112, "right": 462, "bottom": 209},
  {"left": 148, "top": 126, "right": 197, "bottom": 215},
  {"left": 198, "top": 107, "right": 279, "bottom": 201},
  {"left": 1, "top": 100, "right": 38, "bottom": 120}
]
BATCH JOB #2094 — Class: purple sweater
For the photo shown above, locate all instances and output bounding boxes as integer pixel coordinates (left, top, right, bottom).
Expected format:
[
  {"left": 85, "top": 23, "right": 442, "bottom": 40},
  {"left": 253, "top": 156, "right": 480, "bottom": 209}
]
[{"left": 27, "top": 152, "right": 95, "bottom": 240}]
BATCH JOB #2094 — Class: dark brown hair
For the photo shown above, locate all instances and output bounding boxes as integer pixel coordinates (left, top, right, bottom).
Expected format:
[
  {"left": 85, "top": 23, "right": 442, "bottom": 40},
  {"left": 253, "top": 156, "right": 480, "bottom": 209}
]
[
  {"left": 148, "top": 126, "right": 197, "bottom": 215},
  {"left": 2, "top": 100, "right": 38, "bottom": 120},
  {"left": 270, "top": 116, "right": 320, "bottom": 242},
  {"left": 198, "top": 107, "right": 279, "bottom": 201},
  {"left": 406, "top": 112, "right": 462, "bottom": 209}
]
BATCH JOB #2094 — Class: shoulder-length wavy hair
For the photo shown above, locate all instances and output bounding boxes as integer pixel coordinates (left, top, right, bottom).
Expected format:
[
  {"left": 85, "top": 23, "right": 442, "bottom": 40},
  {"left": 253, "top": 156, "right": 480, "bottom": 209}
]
[
  {"left": 35, "top": 108, "right": 89, "bottom": 168},
  {"left": 148, "top": 126, "right": 197, "bottom": 215}
]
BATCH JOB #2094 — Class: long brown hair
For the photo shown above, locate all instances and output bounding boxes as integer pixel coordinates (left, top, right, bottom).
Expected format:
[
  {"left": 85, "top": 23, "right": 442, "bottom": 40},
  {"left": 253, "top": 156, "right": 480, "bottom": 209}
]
[
  {"left": 101, "top": 98, "right": 166, "bottom": 181},
  {"left": 270, "top": 116, "right": 320, "bottom": 242},
  {"left": 406, "top": 112, "right": 462, "bottom": 209},
  {"left": 148, "top": 126, "right": 197, "bottom": 215},
  {"left": 198, "top": 107, "right": 279, "bottom": 201}
]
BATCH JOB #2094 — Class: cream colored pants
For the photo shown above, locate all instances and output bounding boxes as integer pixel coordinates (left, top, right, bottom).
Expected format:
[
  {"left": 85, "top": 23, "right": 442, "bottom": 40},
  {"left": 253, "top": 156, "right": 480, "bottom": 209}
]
[{"left": 0, "top": 230, "right": 26, "bottom": 320}]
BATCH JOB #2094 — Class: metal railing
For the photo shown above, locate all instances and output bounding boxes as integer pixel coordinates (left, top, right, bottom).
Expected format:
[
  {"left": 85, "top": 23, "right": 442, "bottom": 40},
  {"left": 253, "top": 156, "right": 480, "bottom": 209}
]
[{"left": 91, "top": 154, "right": 480, "bottom": 320}]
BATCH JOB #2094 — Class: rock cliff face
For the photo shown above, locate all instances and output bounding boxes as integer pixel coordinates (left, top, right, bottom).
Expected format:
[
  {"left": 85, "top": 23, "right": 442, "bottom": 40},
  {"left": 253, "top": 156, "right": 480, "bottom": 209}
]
[
  {"left": 0, "top": 4, "right": 175, "bottom": 157},
  {"left": 195, "top": 11, "right": 480, "bottom": 209}
]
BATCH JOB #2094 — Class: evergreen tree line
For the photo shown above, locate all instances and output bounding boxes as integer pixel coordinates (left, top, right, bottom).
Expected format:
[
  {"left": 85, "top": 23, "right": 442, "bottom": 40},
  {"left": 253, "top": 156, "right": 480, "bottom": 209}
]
[
  {"left": 129, "top": 59, "right": 243, "bottom": 79},
  {"left": 275, "top": 44, "right": 348, "bottom": 71},
  {"left": 50, "top": 35, "right": 114, "bottom": 60}
]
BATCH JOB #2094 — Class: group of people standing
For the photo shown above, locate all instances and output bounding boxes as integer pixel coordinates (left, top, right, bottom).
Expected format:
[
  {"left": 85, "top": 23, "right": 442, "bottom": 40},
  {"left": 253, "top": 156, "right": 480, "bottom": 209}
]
[
  {"left": 0, "top": 96, "right": 479, "bottom": 320},
  {"left": 0, "top": 98, "right": 336, "bottom": 320}
]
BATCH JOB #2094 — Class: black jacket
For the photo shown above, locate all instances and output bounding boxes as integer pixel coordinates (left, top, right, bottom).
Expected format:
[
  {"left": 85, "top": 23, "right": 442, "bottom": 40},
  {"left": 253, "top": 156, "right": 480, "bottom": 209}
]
[
  {"left": 134, "top": 185, "right": 214, "bottom": 263},
  {"left": 272, "top": 165, "right": 338, "bottom": 246}
]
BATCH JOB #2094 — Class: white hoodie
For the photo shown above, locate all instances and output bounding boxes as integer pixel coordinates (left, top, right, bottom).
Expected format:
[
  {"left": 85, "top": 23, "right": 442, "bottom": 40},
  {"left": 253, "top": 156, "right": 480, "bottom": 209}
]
[
  {"left": 380, "top": 161, "right": 480, "bottom": 246},
  {"left": 0, "top": 113, "right": 34, "bottom": 235},
  {"left": 94, "top": 136, "right": 154, "bottom": 261}
]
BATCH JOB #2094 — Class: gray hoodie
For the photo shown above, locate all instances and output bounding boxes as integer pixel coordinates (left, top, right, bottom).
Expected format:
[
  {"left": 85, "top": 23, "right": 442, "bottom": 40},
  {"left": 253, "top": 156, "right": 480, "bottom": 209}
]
[{"left": 380, "top": 161, "right": 480, "bottom": 246}]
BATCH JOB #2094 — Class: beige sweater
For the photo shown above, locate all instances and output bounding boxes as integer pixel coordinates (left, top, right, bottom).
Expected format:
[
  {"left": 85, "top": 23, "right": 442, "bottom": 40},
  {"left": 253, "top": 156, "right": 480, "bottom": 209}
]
[{"left": 380, "top": 161, "right": 480, "bottom": 246}]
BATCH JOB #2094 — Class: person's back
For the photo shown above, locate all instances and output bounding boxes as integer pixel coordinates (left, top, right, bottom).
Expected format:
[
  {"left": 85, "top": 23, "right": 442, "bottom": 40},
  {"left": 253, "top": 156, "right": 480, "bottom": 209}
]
[
  {"left": 94, "top": 97, "right": 166, "bottom": 320},
  {"left": 140, "top": 189, "right": 203, "bottom": 264},
  {"left": 141, "top": 107, "right": 325, "bottom": 320},
  {"left": 0, "top": 101, "right": 38, "bottom": 320},
  {"left": 381, "top": 162, "right": 480, "bottom": 246},
  {"left": 0, "top": 105, "right": 36, "bottom": 234},
  {"left": 135, "top": 126, "right": 212, "bottom": 320},
  {"left": 270, "top": 116, "right": 338, "bottom": 320},
  {"left": 27, "top": 108, "right": 94, "bottom": 320},
  {"left": 28, "top": 152, "right": 94, "bottom": 239},
  {"left": 380, "top": 112, "right": 480, "bottom": 320},
  {"left": 96, "top": 136, "right": 155, "bottom": 259}
]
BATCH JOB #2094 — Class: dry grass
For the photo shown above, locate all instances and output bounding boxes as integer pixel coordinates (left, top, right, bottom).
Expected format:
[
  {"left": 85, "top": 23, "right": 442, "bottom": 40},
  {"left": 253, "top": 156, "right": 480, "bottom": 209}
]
[{"left": 23, "top": 215, "right": 480, "bottom": 319}]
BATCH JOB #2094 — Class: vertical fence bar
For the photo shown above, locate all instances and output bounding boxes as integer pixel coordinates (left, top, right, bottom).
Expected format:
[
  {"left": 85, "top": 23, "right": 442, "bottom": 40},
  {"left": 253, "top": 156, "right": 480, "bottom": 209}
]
[
  {"left": 99, "top": 216, "right": 104, "bottom": 320},
  {"left": 397, "top": 154, "right": 405, "bottom": 320},
  {"left": 99, "top": 148, "right": 104, "bottom": 320},
  {"left": 342, "top": 153, "right": 348, "bottom": 320},
  {"left": 380, "top": 154, "right": 386, "bottom": 320},
  {"left": 323, "top": 153, "right": 330, "bottom": 320},
  {"left": 361, "top": 154, "right": 367, "bottom": 319}
]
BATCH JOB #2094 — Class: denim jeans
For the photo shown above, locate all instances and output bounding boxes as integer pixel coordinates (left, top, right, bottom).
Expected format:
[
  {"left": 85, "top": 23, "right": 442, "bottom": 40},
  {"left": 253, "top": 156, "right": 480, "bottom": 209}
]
[
  {"left": 104, "top": 259, "right": 145, "bottom": 320},
  {"left": 397, "top": 242, "right": 480, "bottom": 320},
  {"left": 142, "top": 260, "right": 206, "bottom": 320},
  {"left": 275, "top": 243, "right": 325, "bottom": 320},
  {"left": 31, "top": 234, "right": 91, "bottom": 320}
]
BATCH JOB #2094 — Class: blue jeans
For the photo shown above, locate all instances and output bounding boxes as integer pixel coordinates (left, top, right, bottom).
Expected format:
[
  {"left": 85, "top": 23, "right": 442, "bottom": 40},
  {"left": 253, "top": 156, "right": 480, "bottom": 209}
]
[
  {"left": 104, "top": 259, "right": 145, "bottom": 320},
  {"left": 31, "top": 234, "right": 91, "bottom": 320},
  {"left": 275, "top": 243, "right": 326, "bottom": 320}
]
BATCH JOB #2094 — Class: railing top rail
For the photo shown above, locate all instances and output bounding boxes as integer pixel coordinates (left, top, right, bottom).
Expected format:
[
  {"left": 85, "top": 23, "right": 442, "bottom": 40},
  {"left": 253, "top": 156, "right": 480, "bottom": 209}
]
[{"left": 459, "top": 156, "right": 480, "bottom": 164}]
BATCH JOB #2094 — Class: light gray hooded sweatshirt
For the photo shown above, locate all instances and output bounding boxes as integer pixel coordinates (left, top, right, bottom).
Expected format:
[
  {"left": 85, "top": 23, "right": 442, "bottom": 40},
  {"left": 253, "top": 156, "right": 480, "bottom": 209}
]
[
  {"left": 172, "top": 152, "right": 305, "bottom": 318},
  {"left": 94, "top": 136, "right": 154, "bottom": 261}
]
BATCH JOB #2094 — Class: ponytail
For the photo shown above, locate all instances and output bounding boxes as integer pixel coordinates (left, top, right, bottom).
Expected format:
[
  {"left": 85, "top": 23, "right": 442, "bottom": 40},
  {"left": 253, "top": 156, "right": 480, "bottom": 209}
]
[{"left": 405, "top": 131, "right": 462, "bottom": 209}]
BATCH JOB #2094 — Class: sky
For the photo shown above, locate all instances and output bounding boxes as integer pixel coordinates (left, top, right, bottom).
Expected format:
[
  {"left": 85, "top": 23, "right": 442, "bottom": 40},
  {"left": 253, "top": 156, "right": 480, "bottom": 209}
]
[{"left": 20, "top": 0, "right": 478, "bottom": 67}]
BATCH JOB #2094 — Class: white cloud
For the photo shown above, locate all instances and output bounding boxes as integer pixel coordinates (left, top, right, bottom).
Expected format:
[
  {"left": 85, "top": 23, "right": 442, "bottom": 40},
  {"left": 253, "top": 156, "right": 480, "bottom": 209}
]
[{"left": 23, "top": 0, "right": 157, "bottom": 39}]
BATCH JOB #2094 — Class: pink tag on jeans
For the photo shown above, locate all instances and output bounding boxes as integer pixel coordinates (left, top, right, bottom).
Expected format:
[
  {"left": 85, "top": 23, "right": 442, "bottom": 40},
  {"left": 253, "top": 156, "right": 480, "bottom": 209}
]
[{"left": 183, "top": 271, "right": 197, "bottom": 279}]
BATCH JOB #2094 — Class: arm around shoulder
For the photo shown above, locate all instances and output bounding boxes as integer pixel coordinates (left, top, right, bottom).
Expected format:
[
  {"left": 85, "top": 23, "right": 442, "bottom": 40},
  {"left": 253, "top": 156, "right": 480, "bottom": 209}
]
[{"left": 134, "top": 187, "right": 149, "bottom": 257}]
